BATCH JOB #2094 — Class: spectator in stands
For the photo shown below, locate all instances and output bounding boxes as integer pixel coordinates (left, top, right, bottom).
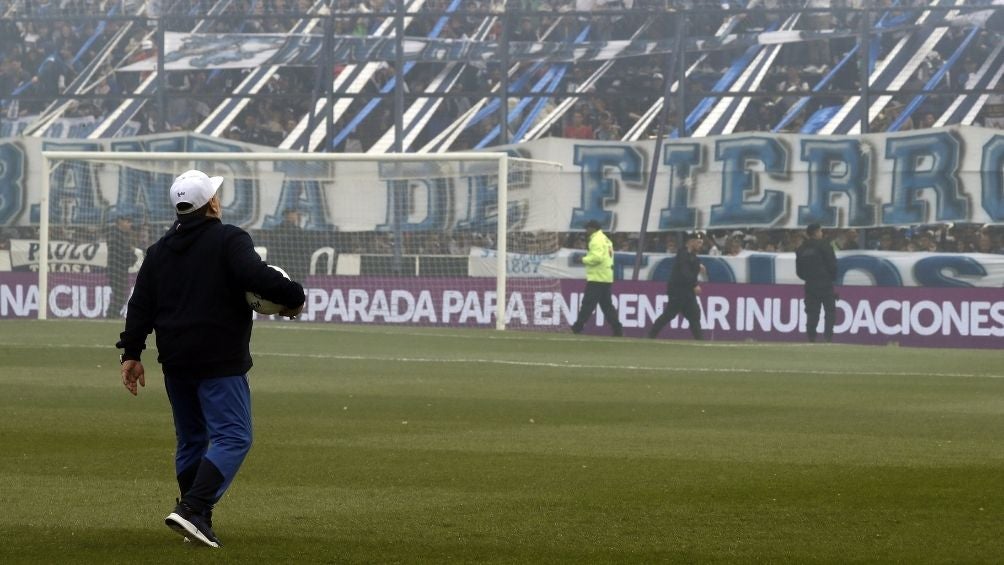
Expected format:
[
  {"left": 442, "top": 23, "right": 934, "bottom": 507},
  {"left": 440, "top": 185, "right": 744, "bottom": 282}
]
[
  {"left": 774, "top": 66, "right": 809, "bottom": 108},
  {"left": 562, "top": 111, "right": 594, "bottom": 139},
  {"left": 30, "top": 46, "right": 76, "bottom": 98},
  {"left": 257, "top": 101, "right": 286, "bottom": 142},
  {"left": 914, "top": 230, "right": 938, "bottom": 252},
  {"left": 875, "top": 230, "right": 896, "bottom": 251},
  {"left": 949, "top": 237, "right": 974, "bottom": 254},
  {"left": 611, "top": 232, "right": 630, "bottom": 251},
  {"left": 165, "top": 73, "right": 196, "bottom": 131},
  {"left": 887, "top": 102, "right": 914, "bottom": 131},
  {"left": 0, "top": 57, "right": 30, "bottom": 97},
  {"left": 594, "top": 111, "right": 622, "bottom": 140},
  {"left": 241, "top": 113, "right": 277, "bottom": 146},
  {"left": 664, "top": 233, "right": 679, "bottom": 254},
  {"left": 836, "top": 229, "right": 860, "bottom": 250},
  {"left": 743, "top": 100, "right": 778, "bottom": 132},
  {"left": 703, "top": 231, "right": 725, "bottom": 256},
  {"left": 953, "top": 58, "right": 978, "bottom": 91},
  {"left": 279, "top": 114, "right": 297, "bottom": 140},
  {"left": 976, "top": 231, "right": 997, "bottom": 254},
  {"left": 511, "top": 17, "right": 538, "bottom": 41},
  {"left": 187, "top": 71, "right": 212, "bottom": 123},
  {"left": 917, "top": 111, "right": 937, "bottom": 129},
  {"left": 724, "top": 236, "right": 743, "bottom": 256},
  {"left": 0, "top": 13, "right": 19, "bottom": 49},
  {"left": 783, "top": 230, "right": 805, "bottom": 252},
  {"left": 981, "top": 80, "right": 1004, "bottom": 128},
  {"left": 914, "top": 51, "right": 942, "bottom": 85}
]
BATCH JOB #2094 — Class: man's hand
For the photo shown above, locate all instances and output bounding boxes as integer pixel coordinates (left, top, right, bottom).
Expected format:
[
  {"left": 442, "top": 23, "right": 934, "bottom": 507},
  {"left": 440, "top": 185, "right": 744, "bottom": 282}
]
[
  {"left": 279, "top": 303, "right": 304, "bottom": 319},
  {"left": 694, "top": 285, "right": 702, "bottom": 295},
  {"left": 121, "top": 360, "right": 145, "bottom": 396}
]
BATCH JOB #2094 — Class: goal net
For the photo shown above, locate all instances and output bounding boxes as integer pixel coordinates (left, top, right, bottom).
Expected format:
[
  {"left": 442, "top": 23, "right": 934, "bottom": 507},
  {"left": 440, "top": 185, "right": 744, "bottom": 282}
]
[{"left": 34, "top": 151, "right": 565, "bottom": 331}]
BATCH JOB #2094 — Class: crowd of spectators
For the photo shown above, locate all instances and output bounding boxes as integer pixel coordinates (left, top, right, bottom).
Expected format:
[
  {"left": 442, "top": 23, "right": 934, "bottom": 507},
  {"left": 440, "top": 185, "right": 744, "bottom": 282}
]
[
  {"left": 4, "top": 223, "right": 1002, "bottom": 266},
  {"left": 547, "top": 0, "right": 1003, "bottom": 142},
  {"left": 732, "top": 224, "right": 1004, "bottom": 255},
  {"left": 560, "top": 224, "right": 1004, "bottom": 256},
  {"left": 239, "top": 221, "right": 1004, "bottom": 261},
  {"left": 2, "top": 0, "right": 1001, "bottom": 144}
]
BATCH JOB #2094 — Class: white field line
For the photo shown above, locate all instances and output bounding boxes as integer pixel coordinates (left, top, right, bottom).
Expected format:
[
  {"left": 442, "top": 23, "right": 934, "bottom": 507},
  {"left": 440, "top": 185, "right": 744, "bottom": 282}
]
[
  {"left": 42, "top": 319, "right": 989, "bottom": 352},
  {"left": 254, "top": 323, "right": 829, "bottom": 347},
  {"left": 258, "top": 351, "right": 1003, "bottom": 380},
  {"left": 19, "top": 341, "right": 999, "bottom": 380},
  {"left": 28, "top": 319, "right": 835, "bottom": 348}
]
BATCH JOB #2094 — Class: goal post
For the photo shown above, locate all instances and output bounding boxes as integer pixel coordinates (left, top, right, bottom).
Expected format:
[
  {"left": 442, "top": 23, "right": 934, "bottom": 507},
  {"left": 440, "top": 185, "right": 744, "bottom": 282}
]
[{"left": 37, "top": 150, "right": 563, "bottom": 330}]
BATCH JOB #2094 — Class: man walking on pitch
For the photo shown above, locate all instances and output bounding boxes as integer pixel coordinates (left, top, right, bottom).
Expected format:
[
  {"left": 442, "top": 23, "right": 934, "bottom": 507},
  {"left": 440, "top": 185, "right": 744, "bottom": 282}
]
[
  {"left": 647, "top": 231, "right": 706, "bottom": 340},
  {"left": 116, "top": 170, "right": 305, "bottom": 548},
  {"left": 796, "top": 223, "right": 838, "bottom": 342},
  {"left": 571, "top": 219, "right": 623, "bottom": 336}
]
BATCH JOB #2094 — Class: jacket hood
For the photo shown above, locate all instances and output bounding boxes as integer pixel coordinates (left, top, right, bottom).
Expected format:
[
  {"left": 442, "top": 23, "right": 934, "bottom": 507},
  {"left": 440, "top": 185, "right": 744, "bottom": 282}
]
[{"left": 164, "top": 215, "right": 221, "bottom": 253}]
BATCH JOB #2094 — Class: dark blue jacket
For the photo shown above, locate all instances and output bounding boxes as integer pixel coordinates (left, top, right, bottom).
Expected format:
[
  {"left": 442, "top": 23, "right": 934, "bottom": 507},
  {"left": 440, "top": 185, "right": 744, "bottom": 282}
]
[
  {"left": 796, "top": 238, "right": 838, "bottom": 291},
  {"left": 116, "top": 215, "right": 304, "bottom": 379},
  {"left": 668, "top": 248, "right": 701, "bottom": 296}
]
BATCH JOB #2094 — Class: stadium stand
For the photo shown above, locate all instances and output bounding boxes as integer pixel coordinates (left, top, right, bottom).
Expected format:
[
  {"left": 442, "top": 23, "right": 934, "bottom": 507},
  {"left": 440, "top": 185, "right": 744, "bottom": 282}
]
[{"left": 4, "top": 1, "right": 1001, "bottom": 141}]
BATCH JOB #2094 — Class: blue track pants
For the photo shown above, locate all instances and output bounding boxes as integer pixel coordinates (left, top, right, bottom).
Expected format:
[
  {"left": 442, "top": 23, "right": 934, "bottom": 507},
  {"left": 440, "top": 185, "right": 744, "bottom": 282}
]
[{"left": 164, "top": 374, "right": 253, "bottom": 504}]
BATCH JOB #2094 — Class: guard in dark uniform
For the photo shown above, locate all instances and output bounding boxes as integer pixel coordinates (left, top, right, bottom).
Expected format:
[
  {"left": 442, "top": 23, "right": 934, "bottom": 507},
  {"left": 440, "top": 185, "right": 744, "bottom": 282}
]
[
  {"left": 796, "top": 223, "right": 838, "bottom": 342},
  {"left": 647, "top": 231, "right": 706, "bottom": 340}
]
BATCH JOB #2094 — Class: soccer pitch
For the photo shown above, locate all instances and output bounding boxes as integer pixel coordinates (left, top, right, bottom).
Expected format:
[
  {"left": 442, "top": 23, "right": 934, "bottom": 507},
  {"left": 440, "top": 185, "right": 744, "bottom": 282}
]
[{"left": 1, "top": 320, "right": 1002, "bottom": 564}]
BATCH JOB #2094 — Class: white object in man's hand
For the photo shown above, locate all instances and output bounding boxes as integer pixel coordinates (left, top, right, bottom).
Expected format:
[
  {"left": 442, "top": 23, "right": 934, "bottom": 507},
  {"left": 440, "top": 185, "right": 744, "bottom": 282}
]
[{"left": 279, "top": 303, "right": 304, "bottom": 319}]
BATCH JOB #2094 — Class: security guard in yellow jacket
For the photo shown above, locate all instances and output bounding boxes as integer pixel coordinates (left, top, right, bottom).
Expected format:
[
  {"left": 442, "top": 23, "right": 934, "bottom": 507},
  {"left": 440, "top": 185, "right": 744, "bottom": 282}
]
[{"left": 571, "top": 220, "right": 623, "bottom": 336}]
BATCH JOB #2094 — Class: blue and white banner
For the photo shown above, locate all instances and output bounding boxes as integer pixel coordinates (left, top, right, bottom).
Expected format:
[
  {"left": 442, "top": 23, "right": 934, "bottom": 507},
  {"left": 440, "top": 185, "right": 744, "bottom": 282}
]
[
  {"left": 0, "top": 116, "right": 32, "bottom": 138},
  {"left": 41, "top": 117, "right": 99, "bottom": 139},
  {"left": 0, "top": 116, "right": 104, "bottom": 139},
  {"left": 1, "top": 126, "right": 1003, "bottom": 232},
  {"left": 119, "top": 24, "right": 920, "bottom": 71},
  {"left": 503, "top": 126, "right": 1004, "bottom": 231},
  {"left": 469, "top": 248, "right": 1004, "bottom": 288}
]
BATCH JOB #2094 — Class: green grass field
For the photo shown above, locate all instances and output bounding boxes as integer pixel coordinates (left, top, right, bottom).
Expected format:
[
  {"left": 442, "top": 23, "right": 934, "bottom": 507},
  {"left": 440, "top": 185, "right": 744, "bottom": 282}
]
[{"left": 1, "top": 320, "right": 1002, "bottom": 564}]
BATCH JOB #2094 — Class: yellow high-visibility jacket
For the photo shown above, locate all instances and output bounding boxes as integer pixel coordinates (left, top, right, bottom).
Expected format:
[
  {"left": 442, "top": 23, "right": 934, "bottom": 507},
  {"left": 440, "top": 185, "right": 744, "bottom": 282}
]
[{"left": 582, "top": 230, "right": 614, "bottom": 283}]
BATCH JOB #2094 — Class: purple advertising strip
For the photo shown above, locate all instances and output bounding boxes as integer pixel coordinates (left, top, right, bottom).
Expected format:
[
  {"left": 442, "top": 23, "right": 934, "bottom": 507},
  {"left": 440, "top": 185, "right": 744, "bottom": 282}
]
[
  {"left": 2, "top": 273, "right": 1002, "bottom": 348},
  {"left": 574, "top": 281, "right": 1004, "bottom": 349}
]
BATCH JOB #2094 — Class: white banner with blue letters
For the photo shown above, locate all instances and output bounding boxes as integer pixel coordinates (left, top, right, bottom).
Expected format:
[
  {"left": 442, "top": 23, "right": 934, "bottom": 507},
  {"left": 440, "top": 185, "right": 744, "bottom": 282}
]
[
  {"left": 1, "top": 126, "right": 1002, "bottom": 233},
  {"left": 469, "top": 248, "right": 1004, "bottom": 288}
]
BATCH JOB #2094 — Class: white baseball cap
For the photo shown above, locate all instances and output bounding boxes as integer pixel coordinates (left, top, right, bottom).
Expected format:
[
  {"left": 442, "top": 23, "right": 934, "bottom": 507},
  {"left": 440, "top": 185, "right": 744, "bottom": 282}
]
[{"left": 170, "top": 170, "right": 224, "bottom": 214}]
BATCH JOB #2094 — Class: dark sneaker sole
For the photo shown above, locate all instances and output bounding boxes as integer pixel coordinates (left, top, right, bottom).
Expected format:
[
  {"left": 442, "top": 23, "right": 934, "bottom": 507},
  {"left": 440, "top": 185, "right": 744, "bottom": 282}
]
[{"left": 165, "top": 512, "right": 220, "bottom": 548}]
